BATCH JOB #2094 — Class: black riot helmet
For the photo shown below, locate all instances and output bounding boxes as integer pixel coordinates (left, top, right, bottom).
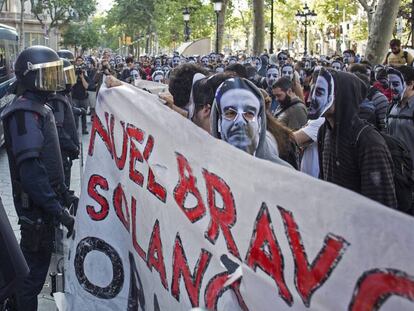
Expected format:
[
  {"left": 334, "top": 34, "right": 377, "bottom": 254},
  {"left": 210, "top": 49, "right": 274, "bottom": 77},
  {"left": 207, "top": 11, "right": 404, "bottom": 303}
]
[
  {"left": 15, "top": 45, "right": 65, "bottom": 92},
  {"left": 57, "top": 49, "right": 75, "bottom": 63},
  {"left": 61, "top": 58, "right": 76, "bottom": 93}
]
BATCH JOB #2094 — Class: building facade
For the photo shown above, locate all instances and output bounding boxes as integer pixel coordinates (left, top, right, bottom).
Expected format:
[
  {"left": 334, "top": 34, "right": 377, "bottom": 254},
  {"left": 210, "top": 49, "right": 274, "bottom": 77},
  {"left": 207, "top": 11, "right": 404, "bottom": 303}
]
[{"left": 0, "top": 0, "right": 61, "bottom": 51}]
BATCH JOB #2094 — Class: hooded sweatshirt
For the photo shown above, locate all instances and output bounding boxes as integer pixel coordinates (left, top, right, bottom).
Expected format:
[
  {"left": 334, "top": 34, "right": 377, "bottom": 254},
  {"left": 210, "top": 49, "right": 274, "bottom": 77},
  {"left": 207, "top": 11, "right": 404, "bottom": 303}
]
[
  {"left": 318, "top": 71, "right": 397, "bottom": 208},
  {"left": 211, "top": 78, "right": 292, "bottom": 168}
]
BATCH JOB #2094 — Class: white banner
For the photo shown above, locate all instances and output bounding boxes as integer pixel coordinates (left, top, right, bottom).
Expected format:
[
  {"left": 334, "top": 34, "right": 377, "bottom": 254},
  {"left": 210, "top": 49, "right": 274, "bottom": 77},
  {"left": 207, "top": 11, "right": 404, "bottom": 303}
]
[{"left": 65, "top": 81, "right": 414, "bottom": 311}]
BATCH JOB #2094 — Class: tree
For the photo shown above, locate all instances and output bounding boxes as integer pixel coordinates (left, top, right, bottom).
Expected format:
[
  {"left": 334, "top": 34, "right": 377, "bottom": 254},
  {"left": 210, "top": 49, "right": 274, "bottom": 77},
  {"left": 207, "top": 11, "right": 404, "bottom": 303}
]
[
  {"left": 30, "top": 0, "right": 96, "bottom": 33},
  {"left": 61, "top": 21, "right": 100, "bottom": 55},
  {"left": 252, "top": 0, "right": 265, "bottom": 55},
  {"left": 358, "top": 0, "right": 402, "bottom": 64}
]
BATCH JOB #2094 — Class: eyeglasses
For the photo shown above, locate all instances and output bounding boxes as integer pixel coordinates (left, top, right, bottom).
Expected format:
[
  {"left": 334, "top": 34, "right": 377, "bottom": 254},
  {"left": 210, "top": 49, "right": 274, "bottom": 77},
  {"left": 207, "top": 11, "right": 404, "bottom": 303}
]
[{"left": 223, "top": 107, "right": 256, "bottom": 122}]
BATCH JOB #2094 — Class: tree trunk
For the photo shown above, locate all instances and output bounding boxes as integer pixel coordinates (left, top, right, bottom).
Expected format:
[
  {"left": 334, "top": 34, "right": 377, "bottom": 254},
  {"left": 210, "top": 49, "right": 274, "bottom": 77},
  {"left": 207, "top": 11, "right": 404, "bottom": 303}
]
[
  {"left": 216, "top": 0, "right": 228, "bottom": 54},
  {"left": 19, "top": 0, "right": 25, "bottom": 52},
  {"left": 252, "top": 0, "right": 264, "bottom": 56},
  {"left": 364, "top": 0, "right": 401, "bottom": 64}
]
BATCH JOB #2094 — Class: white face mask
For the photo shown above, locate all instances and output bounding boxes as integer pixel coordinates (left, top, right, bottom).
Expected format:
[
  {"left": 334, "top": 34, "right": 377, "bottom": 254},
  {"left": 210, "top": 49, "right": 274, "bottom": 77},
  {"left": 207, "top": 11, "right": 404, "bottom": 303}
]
[
  {"left": 219, "top": 89, "right": 261, "bottom": 155},
  {"left": 309, "top": 71, "right": 335, "bottom": 119},
  {"left": 266, "top": 68, "right": 279, "bottom": 87},
  {"left": 172, "top": 57, "right": 180, "bottom": 67},
  {"left": 388, "top": 73, "right": 406, "bottom": 100},
  {"left": 331, "top": 62, "right": 342, "bottom": 71},
  {"left": 281, "top": 65, "right": 294, "bottom": 80}
]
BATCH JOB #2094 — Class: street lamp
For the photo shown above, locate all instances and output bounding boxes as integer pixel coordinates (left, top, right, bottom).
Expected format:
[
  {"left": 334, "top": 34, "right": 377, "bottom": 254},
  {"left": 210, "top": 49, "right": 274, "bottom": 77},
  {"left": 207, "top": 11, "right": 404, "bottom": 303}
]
[
  {"left": 269, "top": 0, "right": 274, "bottom": 54},
  {"left": 183, "top": 7, "right": 190, "bottom": 42},
  {"left": 295, "top": 2, "right": 317, "bottom": 56},
  {"left": 213, "top": 0, "right": 223, "bottom": 54}
]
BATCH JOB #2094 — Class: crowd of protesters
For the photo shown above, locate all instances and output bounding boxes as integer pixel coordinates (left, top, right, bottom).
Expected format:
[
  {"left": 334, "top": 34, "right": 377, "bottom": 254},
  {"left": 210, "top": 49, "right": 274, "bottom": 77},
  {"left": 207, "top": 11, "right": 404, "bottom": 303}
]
[{"left": 0, "top": 37, "right": 414, "bottom": 310}]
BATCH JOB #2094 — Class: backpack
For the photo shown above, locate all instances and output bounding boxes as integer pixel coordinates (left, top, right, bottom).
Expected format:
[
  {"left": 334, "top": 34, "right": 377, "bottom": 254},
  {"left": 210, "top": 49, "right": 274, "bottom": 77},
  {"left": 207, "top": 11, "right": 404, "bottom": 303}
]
[
  {"left": 355, "top": 122, "right": 414, "bottom": 215},
  {"left": 386, "top": 101, "right": 414, "bottom": 122},
  {"left": 385, "top": 50, "right": 409, "bottom": 65}
]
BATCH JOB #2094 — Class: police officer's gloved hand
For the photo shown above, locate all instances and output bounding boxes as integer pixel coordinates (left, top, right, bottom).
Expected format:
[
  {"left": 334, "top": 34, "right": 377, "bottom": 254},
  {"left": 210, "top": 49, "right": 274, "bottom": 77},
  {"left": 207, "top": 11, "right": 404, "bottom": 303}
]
[
  {"left": 62, "top": 191, "right": 79, "bottom": 216},
  {"left": 80, "top": 108, "right": 87, "bottom": 116},
  {"left": 69, "top": 147, "right": 80, "bottom": 160},
  {"left": 58, "top": 209, "right": 75, "bottom": 238}
]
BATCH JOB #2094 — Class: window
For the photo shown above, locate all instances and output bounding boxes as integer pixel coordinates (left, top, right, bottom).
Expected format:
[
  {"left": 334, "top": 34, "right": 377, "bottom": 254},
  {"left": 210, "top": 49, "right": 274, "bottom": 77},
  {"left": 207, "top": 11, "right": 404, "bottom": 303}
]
[
  {"left": 24, "top": 32, "right": 46, "bottom": 48},
  {"left": 0, "top": 43, "right": 6, "bottom": 80}
]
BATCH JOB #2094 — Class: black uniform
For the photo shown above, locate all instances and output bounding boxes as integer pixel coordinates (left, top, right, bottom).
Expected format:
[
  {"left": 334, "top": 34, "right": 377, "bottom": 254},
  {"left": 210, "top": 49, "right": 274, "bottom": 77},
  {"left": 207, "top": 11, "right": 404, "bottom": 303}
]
[
  {"left": 1, "top": 91, "right": 72, "bottom": 310},
  {"left": 48, "top": 92, "right": 80, "bottom": 188}
]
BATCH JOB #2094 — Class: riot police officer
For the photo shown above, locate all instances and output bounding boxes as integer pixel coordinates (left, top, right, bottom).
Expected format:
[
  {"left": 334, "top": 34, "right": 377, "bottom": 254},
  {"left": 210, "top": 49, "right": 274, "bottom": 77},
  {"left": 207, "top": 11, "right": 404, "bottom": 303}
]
[
  {"left": 48, "top": 58, "right": 80, "bottom": 188},
  {"left": 57, "top": 49, "right": 75, "bottom": 64},
  {"left": 0, "top": 45, "right": 75, "bottom": 311}
]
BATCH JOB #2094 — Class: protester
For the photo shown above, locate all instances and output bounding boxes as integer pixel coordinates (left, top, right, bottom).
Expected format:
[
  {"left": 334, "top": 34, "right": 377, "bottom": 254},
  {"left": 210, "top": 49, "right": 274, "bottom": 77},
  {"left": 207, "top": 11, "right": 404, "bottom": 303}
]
[
  {"left": 294, "top": 117, "right": 325, "bottom": 177},
  {"left": 383, "top": 39, "right": 414, "bottom": 67},
  {"left": 310, "top": 68, "right": 397, "bottom": 208},
  {"left": 272, "top": 77, "right": 308, "bottom": 130},
  {"left": 0, "top": 45, "right": 76, "bottom": 311},
  {"left": 71, "top": 56, "right": 90, "bottom": 134},
  {"left": 211, "top": 77, "right": 292, "bottom": 168}
]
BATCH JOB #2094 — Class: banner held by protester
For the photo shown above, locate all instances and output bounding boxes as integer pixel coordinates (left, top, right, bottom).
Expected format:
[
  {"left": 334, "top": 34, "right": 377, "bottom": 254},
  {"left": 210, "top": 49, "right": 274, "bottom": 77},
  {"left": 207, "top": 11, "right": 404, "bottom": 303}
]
[{"left": 64, "top": 81, "right": 414, "bottom": 311}]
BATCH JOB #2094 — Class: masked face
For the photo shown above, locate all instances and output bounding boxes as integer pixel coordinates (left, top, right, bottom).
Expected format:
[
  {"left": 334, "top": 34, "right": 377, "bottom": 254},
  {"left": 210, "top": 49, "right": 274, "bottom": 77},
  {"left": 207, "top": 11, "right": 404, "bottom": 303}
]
[
  {"left": 210, "top": 54, "right": 217, "bottom": 63},
  {"left": 130, "top": 69, "right": 140, "bottom": 81},
  {"left": 155, "top": 59, "right": 161, "bottom": 67},
  {"left": 219, "top": 89, "right": 261, "bottom": 155},
  {"left": 281, "top": 65, "right": 294, "bottom": 80},
  {"left": 172, "top": 56, "right": 180, "bottom": 67},
  {"left": 304, "top": 60, "right": 312, "bottom": 70},
  {"left": 201, "top": 57, "right": 209, "bottom": 66},
  {"left": 252, "top": 58, "right": 262, "bottom": 71},
  {"left": 266, "top": 68, "right": 279, "bottom": 87},
  {"left": 278, "top": 53, "right": 288, "bottom": 66},
  {"left": 343, "top": 52, "right": 352, "bottom": 64},
  {"left": 388, "top": 73, "right": 406, "bottom": 100},
  {"left": 309, "top": 71, "right": 335, "bottom": 119},
  {"left": 331, "top": 61, "right": 342, "bottom": 71},
  {"left": 188, "top": 58, "right": 196, "bottom": 64}
]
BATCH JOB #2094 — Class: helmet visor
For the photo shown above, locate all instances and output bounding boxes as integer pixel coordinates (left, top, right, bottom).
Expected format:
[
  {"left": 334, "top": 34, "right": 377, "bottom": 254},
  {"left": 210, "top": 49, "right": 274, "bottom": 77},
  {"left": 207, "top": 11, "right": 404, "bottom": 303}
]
[
  {"left": 29, "top": 60, "right": 65, "bottom": 91},
  {"left": 64, "top": 65, "right": 76, "bottom": 86}
]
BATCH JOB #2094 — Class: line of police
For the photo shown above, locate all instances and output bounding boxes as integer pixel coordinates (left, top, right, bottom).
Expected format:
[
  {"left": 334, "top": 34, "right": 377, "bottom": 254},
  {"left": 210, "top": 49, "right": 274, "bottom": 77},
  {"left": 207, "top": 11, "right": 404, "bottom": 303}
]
[{"left": 0, "top": 45, "right": 82, "bottom": 311}]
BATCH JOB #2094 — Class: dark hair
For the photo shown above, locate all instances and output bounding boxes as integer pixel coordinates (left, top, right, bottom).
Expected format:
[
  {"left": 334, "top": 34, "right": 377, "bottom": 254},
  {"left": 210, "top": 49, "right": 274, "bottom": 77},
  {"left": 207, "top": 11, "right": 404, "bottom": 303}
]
[
  {"left": 126, "top": 56, "right": 134, "bottom": 64},
  {"left": 390, "top": 38, "right": 401, "bottom": 47},
  {"left": 272, "top": 76, "right": 292, "bottom": 92},
  {"left": 76, "top": 56, "right": 83, "bottom": 61},
  {"left": 192, "top": 72, "right": 234, "bottom": 112},
  {"left": 168, "top": 63, "right": 209, "bottom": 108},
  {"left": 349, "top": 63, "right": 368, "bottom": 75},
  {"left": 225, "top": 63, "right": 247, "bottom": 78},
  {"left": 343, "top": 49, "right": 355, "bottom": 57},
  {"left": 353, "top": 72, "right": 370, "bottom": 90},
  {"left": 397, "top": 65, "right": 414, "bottom": 84}
]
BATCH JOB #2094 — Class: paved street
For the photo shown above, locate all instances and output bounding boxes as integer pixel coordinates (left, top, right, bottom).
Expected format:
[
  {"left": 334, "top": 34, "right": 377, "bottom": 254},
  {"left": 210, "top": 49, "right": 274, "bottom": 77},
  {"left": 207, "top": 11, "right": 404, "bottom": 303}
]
[{"left": 0, "top": 117, "right": 91, "bottom": 310}]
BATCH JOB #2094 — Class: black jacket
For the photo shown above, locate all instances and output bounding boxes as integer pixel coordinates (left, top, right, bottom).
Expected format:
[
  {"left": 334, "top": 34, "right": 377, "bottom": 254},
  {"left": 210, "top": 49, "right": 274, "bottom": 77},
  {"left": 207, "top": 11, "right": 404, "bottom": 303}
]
[{"left": 318, "top": 71, "right": 397, "bottom": 208}]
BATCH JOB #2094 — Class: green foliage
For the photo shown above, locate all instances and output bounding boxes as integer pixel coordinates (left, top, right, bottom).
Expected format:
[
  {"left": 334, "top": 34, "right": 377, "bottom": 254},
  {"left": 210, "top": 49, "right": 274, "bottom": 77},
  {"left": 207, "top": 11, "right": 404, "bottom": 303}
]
[
  {"left": 102, "top": 0, "right": 215, "bottom": 52},
  {"left": 30, "top": 0, "right": 97, "bottom": 29},
  {"left": 61, "top": 18, "right": 101, "bottom": 54}
]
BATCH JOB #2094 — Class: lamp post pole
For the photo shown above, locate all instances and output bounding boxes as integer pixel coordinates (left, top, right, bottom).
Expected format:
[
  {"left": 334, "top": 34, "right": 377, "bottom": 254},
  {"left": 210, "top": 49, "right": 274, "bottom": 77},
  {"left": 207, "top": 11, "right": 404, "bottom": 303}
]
[
  {"left": 295, "top": 2, "right": 317, "bottom": 56},
  {"left": 213, "top": 1, "right": 223, "bottom": 54},
  {"left": 270, "top": 0, "right": 274, "bottom": 54},
  {"left": 183, "top": 7, "right": 190, "bottom": 42}
]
